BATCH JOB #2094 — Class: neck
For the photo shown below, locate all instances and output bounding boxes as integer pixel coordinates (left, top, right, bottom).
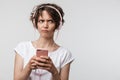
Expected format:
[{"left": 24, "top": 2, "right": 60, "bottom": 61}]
[{"left": 36, "top": 37, "right": 55, "bottom": 49}]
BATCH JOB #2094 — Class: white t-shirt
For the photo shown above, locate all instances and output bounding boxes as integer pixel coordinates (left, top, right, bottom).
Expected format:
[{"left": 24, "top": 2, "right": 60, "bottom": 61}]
[{"left": 14, "top": 41, "right": 74, "bottom": 80}]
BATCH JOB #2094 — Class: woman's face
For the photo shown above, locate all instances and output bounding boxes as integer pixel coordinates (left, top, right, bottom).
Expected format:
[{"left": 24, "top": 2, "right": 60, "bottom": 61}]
[{"left": 37, "top": 10, "right": 56, "bottom": 38}]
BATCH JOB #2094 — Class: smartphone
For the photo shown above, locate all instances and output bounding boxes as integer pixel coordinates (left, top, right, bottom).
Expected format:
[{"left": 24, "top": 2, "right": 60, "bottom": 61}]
[{"left": 36, "top": 49, "right": 48, "bottom": 57}]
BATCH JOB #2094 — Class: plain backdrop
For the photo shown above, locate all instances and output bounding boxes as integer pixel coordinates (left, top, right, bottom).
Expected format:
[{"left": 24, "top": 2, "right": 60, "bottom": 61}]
[{"left": 0, "top": 0, "right": 120, "bottom": 80}]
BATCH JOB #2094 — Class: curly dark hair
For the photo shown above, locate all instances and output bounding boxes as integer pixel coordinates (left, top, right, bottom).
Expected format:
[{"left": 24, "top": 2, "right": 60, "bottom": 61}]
[{"left": 30, "top": 3, "right": 65, "bottom": 29}]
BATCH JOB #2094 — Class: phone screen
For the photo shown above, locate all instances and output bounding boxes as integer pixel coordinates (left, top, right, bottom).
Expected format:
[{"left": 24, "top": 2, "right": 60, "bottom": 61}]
[{"left": 36, "top": 49, "right": 48, "bottom": 57}]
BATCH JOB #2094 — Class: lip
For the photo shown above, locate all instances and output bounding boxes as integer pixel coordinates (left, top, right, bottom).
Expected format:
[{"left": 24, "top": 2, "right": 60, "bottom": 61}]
[{"left": 41, "top": 30, "right": 49, "bottom": 32}]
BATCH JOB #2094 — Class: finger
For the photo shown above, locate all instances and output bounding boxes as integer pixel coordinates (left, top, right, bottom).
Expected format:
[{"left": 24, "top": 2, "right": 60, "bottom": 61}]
[
  {"left": 36, "top": 61, "right": 51, "bottom": 67},
  {"left": 40, "top": 56, "right": 52, "bottom": 63},
  {"left": 44, "top": 67, "right": 51, "bottom": 71},
  {"left": 31, "top": 66, "right": 37, "bottom": 69},
  {"left": 30, "top": 59, "right": 37, "bottom": 64},
  {"left": 30, "top": 60, "right": 37, "bottom": 68},
  {"left": 40, "top": 56, "right": 50, "bottom": 60},
  {"left": 40, "top": 64, "right": 53, "bottom": 72},
  {"left": 35, "top": 57, "right": 49, "bottom": 64},
  {"left": 30, "top": 56, "right": 37, "bottom": 63},
  {"left": 31, "top": 62, "right": 37, "bottom": 66},
  {"left": 32, "top": 55, "right": 37, "bottom": 60}
]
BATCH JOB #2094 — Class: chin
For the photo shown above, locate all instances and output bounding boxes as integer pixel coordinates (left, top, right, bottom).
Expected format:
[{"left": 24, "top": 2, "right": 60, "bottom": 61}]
[{"left": 41, "top": 34, "right": 53, "bottom": 39}]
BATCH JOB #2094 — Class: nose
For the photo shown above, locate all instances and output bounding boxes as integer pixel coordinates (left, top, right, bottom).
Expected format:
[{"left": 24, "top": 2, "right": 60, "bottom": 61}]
[{"left": 43, "top": 21, "right": 48, "bottom": 28}]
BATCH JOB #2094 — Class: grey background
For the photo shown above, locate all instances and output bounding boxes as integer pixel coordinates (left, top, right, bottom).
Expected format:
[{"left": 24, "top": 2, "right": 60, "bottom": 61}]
[{"left": 0, "top": 0, "right": 120, "bottom": 80}]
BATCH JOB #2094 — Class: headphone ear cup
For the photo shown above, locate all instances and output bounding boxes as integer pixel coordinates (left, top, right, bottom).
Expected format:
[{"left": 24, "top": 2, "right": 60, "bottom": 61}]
[{"left": 57, "top": 21, "right": 62, "bottom": 30}]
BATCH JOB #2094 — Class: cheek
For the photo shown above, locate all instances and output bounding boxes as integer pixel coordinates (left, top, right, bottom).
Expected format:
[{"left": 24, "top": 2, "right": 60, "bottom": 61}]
[
  {"left": 37, "top": 27, "right": 42, "bottom": 33},
  {"left": 49, "top": 27, "right": 55, "bottom": 32},
  {"left": 50, "top": 24, "right": 56, "bottom": 30},
  {"left": 37, "top": 23, "right": 42, "bottom": 30}
]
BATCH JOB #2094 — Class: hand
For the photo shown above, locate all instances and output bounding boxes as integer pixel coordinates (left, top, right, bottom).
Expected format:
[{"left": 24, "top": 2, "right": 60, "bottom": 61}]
[
  {"left": 35, "top": 56, "right": 58, "bottom": 74},
  {"left": 28, "top": 56, "right": 38, "bottom": 70}
]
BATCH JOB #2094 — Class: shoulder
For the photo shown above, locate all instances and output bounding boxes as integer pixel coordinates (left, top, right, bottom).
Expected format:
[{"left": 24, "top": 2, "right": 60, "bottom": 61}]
[
  {"left": 14, "top": 41, "right": 31, "bottom": 58},
  {"left": 58, "top": 46, "right": 75, "bottom": 67},
  {"left": 15, "top": 41, "right": 31, "bottom": 47},
  {"left": 59, "top": 46, "right": 71, "bottom": 54},
  {"left": 14, "top": 41, "right": 31, "bottom": 52},
  {"left": 57, "top": 46, "right": 74, "bottom": 58}
]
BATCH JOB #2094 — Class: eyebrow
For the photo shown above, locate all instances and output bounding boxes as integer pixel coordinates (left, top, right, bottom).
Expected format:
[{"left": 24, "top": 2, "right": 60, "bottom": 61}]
[{"left": 38, "top": 18, "right": 54, "bottom": 21}]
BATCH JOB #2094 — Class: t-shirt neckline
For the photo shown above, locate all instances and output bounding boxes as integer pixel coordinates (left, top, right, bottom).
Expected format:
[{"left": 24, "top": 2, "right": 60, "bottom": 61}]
[{"left": 29, "top": 41, "right": 62, "bottom": 53}]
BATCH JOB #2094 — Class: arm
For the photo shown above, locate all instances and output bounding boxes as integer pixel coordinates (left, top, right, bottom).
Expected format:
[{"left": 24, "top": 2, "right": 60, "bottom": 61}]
[
  {"left": 52, "top": 63, "right": 71, "bottom": 80},
  {"left": 14, "top": 52, "right": 33, "bottom": 80}
]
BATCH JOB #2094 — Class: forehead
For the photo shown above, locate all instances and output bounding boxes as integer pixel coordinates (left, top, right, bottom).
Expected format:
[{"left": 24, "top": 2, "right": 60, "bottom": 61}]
[{"left": 38, "top": 10, "right": 52, "bottom": 19}]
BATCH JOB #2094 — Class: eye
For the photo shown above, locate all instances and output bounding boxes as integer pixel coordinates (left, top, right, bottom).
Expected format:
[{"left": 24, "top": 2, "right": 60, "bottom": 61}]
[
  {"left": 38, "top": 20, "right": 44, "bottom": 23},
  {"left": 48, "top": 20, "right": 54, "bottom": 24}
]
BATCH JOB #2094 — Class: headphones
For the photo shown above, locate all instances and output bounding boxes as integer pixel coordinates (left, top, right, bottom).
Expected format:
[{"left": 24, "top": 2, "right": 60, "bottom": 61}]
[{"left": 32, "top": 5, "right": 63, "bottom": 30}]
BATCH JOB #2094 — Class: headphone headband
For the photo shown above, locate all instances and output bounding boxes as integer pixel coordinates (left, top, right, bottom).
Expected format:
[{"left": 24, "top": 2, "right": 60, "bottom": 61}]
[
  {"left": 40, "top": 5, "right": 63, "bottom": 29},
  {"left": 31, "top": 5, "right": 63, "bottom": 29},
  {"left": 39, "top": 5, "right": 62, "bottom": 22}
]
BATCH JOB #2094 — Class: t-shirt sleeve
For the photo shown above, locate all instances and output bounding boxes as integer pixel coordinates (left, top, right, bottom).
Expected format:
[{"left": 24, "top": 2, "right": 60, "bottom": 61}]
[
  {"left": 14, "top": 42, "right": 26, "bottom": 58},
  {"left": 61, "top": 50, "right": 75, "bottom": 68}
]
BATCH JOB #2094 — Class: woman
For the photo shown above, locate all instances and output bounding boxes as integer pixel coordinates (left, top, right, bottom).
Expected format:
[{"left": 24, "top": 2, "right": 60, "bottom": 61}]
[{"left": 14, "top": 3, "right": 74, "bottom": 80}]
